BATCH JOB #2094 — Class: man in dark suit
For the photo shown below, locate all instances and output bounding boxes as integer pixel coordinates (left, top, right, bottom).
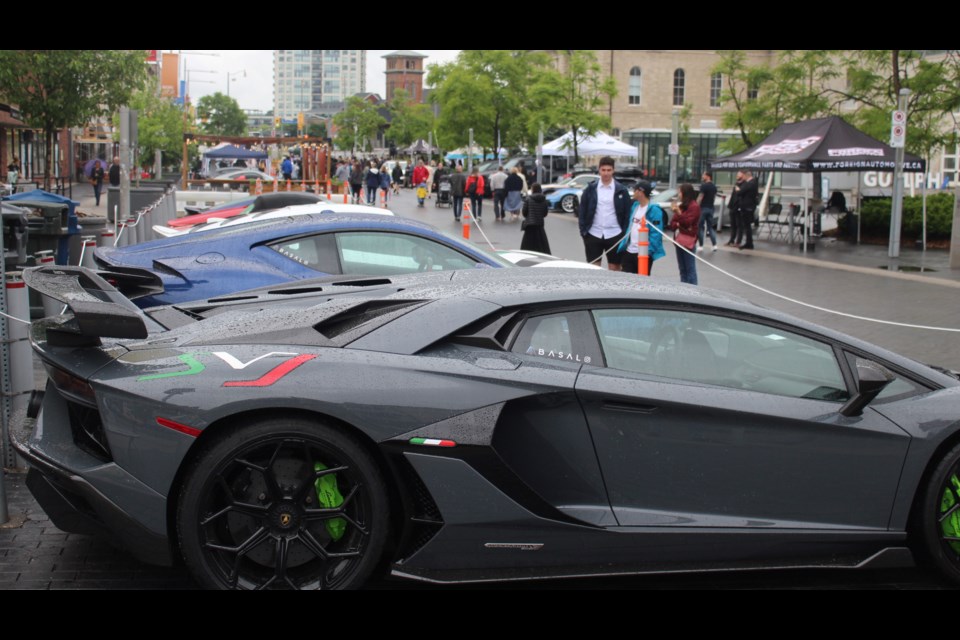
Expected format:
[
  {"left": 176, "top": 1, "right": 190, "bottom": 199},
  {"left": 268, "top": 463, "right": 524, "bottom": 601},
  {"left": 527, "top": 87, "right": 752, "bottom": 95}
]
[
  {"left": 732, "top": 170, "right": 758, "bottom": 250},
  {"left": 578, "top": 157, "right": 633, "bottom": 271}
]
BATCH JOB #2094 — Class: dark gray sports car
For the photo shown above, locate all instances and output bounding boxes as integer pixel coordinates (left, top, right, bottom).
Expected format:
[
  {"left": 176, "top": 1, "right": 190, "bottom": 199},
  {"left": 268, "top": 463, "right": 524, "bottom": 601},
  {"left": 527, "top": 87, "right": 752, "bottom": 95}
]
[{"left": 13, "top": 265, "right": 960, "bottom": 589}]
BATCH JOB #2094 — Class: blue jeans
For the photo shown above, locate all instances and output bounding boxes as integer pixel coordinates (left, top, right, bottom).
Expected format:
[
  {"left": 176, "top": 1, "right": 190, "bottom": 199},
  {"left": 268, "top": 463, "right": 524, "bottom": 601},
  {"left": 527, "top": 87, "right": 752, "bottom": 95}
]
[
  {"left": 698, "top": 207, "right": 717, "bottom": 247},
  {"left": 453, "top": 195, "right": 464, "bottom": 219},
  {"left": 366, "top": 187, "right": 377, "bottom": 204},
  {"left": 676, "top": 246, "right": 698, "bottom": 285}
]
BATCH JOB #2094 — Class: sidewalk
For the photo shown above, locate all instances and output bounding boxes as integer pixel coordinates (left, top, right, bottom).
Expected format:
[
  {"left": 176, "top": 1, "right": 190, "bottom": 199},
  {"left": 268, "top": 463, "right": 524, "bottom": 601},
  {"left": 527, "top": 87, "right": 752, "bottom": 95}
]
[{"left": 741, "top": 234, "right": 959, "bottom": 287}]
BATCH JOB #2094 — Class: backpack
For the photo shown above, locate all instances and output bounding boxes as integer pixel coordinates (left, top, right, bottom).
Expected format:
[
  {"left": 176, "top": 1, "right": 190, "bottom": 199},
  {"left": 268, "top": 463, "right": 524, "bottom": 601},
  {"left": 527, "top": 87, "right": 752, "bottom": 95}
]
[{"left": 653, "top": 203, "right": 668, "bottom": 228}]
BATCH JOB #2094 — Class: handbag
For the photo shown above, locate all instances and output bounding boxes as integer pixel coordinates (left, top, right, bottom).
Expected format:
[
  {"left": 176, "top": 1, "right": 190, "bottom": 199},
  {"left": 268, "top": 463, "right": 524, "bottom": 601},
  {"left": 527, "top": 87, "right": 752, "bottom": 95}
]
[{"left": 675, "top": 229, "right": 697, "bottom": 251}]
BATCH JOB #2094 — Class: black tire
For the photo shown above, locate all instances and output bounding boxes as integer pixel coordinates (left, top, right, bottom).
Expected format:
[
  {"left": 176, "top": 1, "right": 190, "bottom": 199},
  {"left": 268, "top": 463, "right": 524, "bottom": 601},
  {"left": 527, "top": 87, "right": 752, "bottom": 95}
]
[
  {"left": 560, "top": 194, "right": 579, "bottom": 214},
  {"left": 916, "top": 442, "right": 960, "bottom": 584},
  {"left": 177, "top": 417, "right": 389, "bottom": 590}
]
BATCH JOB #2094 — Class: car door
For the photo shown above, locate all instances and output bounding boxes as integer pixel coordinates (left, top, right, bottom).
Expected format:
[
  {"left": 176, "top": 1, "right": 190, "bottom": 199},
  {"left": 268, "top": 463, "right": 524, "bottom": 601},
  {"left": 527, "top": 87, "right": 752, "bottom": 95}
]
[{"left": 574, "top": 306, "right": 911, "bottom": 530}]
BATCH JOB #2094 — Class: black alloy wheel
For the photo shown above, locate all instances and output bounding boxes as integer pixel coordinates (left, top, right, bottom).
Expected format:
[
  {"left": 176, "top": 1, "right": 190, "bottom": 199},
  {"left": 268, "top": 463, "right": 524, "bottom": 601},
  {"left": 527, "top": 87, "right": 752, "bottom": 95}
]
[
  {"left": 178, "top": 419, "right": 389, "bottom": 590},
  {"left": 916, "top": 442, "right": 960, "bottom": 585}
]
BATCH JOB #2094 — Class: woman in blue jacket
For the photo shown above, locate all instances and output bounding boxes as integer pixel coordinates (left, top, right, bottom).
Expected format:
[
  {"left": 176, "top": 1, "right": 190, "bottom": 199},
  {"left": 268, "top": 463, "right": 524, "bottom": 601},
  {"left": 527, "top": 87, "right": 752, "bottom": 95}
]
[{"left": 617, "top": 181, "right": 666, "bottom": 276}]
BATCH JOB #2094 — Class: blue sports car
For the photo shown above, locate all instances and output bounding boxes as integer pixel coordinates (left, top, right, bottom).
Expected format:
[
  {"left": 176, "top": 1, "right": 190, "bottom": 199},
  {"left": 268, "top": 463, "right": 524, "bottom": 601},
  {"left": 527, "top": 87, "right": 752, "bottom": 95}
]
[{"left": 95, "top": 214, "right": 513, "bottom": 307}]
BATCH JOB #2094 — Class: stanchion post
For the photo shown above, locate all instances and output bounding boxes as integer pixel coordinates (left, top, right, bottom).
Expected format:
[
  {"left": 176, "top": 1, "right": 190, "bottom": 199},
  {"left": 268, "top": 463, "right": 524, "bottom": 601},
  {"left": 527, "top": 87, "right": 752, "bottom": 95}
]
[
  {"left": 81, "top": 236, "right": 97, "bottom": 269},
  {"left": 636, "top": 216, "right": 649, "bottom": 276}
]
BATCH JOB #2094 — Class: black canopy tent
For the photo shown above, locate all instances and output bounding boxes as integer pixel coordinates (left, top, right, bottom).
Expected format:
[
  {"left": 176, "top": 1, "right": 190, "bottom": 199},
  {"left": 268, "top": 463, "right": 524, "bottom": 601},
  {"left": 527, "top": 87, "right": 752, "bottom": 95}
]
[
  {"left": 710, "top": 117, "right": 926, "bottom": 250},
  {"left": 711, "top": 116, "right": 925, "bottom": 173}
]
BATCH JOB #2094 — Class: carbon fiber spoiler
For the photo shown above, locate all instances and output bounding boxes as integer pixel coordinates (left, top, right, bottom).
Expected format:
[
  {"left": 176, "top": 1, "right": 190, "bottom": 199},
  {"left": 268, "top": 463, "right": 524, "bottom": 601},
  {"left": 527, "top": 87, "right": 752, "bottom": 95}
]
[{"left": 22, "top": 266, "right": 153, "bottom": 339}]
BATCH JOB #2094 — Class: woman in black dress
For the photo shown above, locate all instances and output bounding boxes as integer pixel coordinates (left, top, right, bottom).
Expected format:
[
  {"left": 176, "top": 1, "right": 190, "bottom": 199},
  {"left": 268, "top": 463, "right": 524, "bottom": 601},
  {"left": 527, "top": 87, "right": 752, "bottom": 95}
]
[{"left": 520, "top": 183, "right": 551, "bottom": 254}]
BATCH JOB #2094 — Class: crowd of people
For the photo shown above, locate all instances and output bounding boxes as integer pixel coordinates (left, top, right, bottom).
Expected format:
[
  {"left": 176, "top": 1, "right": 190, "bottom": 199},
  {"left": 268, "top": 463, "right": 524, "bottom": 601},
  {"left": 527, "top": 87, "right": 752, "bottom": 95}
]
[
  {"left": 578, "top": 157, "right": 756, "bottom": 286},
  {"left": 200, "top": 151, "right": 743, "bottom": 287}
]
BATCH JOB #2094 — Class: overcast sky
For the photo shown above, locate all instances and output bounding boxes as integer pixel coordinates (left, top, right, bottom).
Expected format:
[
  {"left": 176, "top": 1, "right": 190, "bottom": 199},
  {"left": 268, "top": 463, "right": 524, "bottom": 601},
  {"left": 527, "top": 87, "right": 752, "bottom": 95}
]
[{"left": 173, "top": 50, "right": 461, "bottom": 112}]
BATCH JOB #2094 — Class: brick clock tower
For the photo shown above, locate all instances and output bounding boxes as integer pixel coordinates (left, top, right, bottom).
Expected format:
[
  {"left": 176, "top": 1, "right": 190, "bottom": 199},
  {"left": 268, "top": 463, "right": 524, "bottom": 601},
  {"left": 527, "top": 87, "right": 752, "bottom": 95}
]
[{"left": 383, "top": 51, "right": 427, "bottom": 103}]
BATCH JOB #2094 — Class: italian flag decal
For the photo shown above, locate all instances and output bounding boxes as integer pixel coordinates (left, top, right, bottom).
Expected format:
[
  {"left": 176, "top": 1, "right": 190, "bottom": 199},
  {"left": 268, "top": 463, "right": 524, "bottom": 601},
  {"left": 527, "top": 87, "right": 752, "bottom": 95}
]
[{"left": 409, "top": 438, "right": 456, "bottom": 448}]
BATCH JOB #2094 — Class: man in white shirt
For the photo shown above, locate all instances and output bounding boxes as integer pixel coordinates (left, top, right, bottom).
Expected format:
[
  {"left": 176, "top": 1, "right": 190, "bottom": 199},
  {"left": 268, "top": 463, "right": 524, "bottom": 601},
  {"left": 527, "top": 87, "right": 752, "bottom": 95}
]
[
  {"left": 577, "top": 157, "right": 633, "bottom": 271},
  {"left": 489, "top": 166, "right": 508, "bottom": 220}
]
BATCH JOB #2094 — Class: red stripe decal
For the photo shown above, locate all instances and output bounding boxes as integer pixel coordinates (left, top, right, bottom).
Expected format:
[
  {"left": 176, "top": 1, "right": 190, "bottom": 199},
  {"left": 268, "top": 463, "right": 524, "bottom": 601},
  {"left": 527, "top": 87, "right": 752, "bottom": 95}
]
[
  {"left": 223, "top": 354, "right": 316, "bottom": 387},
  {"left": 156, "top": 417, "right": 202, "bottom": 438}
]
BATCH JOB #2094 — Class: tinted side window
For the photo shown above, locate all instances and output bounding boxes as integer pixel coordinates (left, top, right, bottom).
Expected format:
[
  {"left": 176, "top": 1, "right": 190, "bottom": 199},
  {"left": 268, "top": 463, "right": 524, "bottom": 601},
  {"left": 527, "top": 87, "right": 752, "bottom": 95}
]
[
  {"left": 592, "top": 308, "right": 849, "bottom": 402},
  {"left": 511, "top": 311, "right": 602, "bottom": 366},
  {"left": 336, "top": 232, "right": 479, "bottom": 276},
  {"left": 269, "top": 233, "right": 341, "bottom": 274}
]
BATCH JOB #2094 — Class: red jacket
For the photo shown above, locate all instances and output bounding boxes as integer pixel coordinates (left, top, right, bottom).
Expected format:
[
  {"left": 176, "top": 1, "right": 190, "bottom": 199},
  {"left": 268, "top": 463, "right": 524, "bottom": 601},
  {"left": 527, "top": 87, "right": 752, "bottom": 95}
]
[
  {"left": 669, "top": 200, "right": 700, "bottom": 233},
  {"left": 412, "top": 165, "right": 429, "bottom": 185},
  {"left": 465, "top": 175, "right": 485, "bottom": 196}
]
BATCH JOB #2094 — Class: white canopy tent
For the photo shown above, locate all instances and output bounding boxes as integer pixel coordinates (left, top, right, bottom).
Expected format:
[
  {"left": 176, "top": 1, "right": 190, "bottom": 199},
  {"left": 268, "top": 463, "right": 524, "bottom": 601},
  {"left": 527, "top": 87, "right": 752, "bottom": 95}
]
[{"left": 541, "top": 130, "right": 638, "bottom": 158}]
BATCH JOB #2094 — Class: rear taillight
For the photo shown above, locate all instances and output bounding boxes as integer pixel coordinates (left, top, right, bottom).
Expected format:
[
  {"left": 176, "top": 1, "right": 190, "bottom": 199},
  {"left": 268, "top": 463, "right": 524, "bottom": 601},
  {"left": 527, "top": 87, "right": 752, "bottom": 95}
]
[{"left": 44, "top": 364, "right": 97, "bottom": 406}]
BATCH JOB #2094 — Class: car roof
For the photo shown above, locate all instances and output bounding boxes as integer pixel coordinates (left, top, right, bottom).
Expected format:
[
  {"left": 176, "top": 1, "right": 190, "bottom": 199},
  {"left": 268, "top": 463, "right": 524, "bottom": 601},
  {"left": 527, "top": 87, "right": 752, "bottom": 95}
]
[
  {"left": 146, "top": 267, "right": 951, "bottom": 381},
  {"left": 103, "top": 213, "right": 496, "bottom": 260},
  {"left": 191, "top": 202, "right": 395, "bottom": 233}
]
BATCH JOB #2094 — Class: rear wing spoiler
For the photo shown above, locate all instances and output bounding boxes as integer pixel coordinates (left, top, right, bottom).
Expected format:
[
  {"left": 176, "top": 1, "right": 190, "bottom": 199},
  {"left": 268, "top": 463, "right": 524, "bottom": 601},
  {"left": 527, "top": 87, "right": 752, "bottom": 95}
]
[{"left": 22, "top": 266, "right": 157, "bottom": 340}]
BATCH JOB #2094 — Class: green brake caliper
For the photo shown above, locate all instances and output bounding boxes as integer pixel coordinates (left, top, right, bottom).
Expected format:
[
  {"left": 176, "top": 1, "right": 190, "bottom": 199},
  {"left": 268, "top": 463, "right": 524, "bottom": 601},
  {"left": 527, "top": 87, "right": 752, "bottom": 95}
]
[
  {"left": 314, "top": 462, "right": 346, "bottom": 541},
  {"left": 941, "top": 474, "right": 960, "bottom": 554}
]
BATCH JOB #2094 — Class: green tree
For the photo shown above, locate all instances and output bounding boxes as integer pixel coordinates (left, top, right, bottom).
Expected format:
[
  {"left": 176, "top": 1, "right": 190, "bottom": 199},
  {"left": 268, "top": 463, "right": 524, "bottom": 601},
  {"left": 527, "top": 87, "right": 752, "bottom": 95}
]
[
  {"left": 306, "top": 122, "right": 328, "bottom": 139},
  {"left": 386, "top": 89, "right": 434, "bottom": 148},
  {"left": 196, "top": 92, "right": 246, "bottom": 136},
  {"left": 333, "top": 96, "right": 386, "bottom": 152},
  {"left": 714, "top": 50, "right": 841, "bottom": 154},
  {"left": 119, "top": 88, "right": 186, "bottom": 168},
  {"left": 0, "top": 49, "right": 147, "bottom": 189},
  {"left": 836, "top": 50, "right": 960, "bottom": 159},
  {"left": 428, "top": 50, "right": 548, "bottom": 154},
  {"left": 526, "top": 50, "right": 618, "bottom": 164}
]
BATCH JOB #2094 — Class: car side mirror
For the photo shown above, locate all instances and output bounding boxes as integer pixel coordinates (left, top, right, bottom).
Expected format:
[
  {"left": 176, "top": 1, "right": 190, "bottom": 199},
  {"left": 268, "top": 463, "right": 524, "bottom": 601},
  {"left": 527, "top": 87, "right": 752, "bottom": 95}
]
[{"left": 839, "top": 358, "right": 895, "bottom": 417}]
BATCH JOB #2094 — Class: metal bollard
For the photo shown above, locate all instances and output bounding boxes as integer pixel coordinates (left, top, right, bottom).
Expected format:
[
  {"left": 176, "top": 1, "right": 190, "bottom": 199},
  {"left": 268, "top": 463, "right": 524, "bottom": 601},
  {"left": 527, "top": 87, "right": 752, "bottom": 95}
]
[
  {"left": 122, "top": 219, "right": 136, "bottom": 247},
  {"left": 35, "top": 251, "right": 61, "bottom": 317},
  {"left": 5, "top": 273, "right": 32, "bottom": 440},
  {"left": 135, "top": 211, "right": 145, "bottom": 246},
  {"left": 81, "top": 236, "right": 97, "bottom": 269},
  {"left": 143, "top": 209, "right": 154, "bottom": 244},
  {"left": 100, "top": 229, "right": 115, "bottom": 248}
]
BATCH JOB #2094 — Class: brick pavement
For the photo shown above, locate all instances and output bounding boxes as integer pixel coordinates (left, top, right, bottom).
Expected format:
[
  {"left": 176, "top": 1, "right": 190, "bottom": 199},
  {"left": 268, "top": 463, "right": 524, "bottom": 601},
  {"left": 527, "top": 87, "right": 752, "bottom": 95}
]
[{"left": 0, "top": 470, "right": 195, "bottom": 590}]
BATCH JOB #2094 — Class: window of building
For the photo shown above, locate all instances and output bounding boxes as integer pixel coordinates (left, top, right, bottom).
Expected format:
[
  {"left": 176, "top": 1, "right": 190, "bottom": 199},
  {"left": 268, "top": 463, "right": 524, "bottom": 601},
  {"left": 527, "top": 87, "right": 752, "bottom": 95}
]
[
  {"left": 942, "top": 142, "right": 960, "bottom": 184},
  {"left": 710, "top": 72, "right": 722, "bottom": 108},
  {"left": 673, "top": 69, "right": 685, "bottom": 106},
  {"left": 628, "top": 67, "right": 642, "bottom": 106}
]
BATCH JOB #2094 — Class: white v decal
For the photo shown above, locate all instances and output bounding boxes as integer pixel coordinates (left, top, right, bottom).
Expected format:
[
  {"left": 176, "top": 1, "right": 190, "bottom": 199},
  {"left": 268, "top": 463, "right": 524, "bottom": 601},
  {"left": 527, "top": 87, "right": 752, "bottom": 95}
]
[{"left": 211, "top": 351, "right": 299, "bottom": 370}]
